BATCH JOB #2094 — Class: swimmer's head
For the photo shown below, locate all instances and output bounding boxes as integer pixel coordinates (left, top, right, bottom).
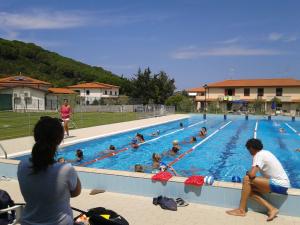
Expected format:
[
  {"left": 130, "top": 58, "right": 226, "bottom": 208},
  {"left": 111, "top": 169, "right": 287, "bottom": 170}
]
[
  {"left": 134, "top": 164, "right": 144, "bottom": 173},
  {"left": 152, "top": 153, "right": 161, "bottom": 161},
  {"left": 131, "top": 139, "right": 137, "bottom": 144},
  {"left": 201, "top": 127, "right": 207, "bottom": 132},
  {"left": 173, "top": 140, "right": 179, "bottom": 146},
  {"left": 109, "top": 145, "right": 116, "bottom": 150}
]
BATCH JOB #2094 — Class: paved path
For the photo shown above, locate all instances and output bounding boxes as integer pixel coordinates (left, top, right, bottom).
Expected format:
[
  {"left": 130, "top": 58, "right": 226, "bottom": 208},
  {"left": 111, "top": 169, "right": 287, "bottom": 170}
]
[
  {"left": 0, "top": 114, "right": 188, "bottom": 156},
  {"left": 0, "top": 179, "right": 299, "bottom": 225}
]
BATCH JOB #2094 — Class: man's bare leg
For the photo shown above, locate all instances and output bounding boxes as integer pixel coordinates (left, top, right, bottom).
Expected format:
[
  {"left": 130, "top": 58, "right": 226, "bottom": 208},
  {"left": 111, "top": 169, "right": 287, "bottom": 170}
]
[
  {"left": 251, "top": 177, "right": 279, "bottom": 221},
  {"left": 226, "top": 175, "right": 251, "bottom": 216}
]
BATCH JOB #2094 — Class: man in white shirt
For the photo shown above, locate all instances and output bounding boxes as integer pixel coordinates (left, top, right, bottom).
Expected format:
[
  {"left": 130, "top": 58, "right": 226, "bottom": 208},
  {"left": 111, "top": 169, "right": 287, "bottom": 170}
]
[{"left": 226, "top": 138, "right": 290, "bottom": 221}]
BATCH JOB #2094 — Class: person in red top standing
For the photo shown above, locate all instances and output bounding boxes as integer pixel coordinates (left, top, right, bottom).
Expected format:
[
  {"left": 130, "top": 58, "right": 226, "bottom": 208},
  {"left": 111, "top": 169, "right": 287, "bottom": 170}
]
[{"left": 60, "top": 99, "right": 71, "bottom": 137}]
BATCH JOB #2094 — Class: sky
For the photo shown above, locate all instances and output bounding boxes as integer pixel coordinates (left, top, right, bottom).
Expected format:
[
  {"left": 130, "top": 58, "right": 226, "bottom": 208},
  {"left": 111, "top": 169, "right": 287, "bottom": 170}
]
[{"left": 0, "top": 0, "right": 300, "bottom": 89}]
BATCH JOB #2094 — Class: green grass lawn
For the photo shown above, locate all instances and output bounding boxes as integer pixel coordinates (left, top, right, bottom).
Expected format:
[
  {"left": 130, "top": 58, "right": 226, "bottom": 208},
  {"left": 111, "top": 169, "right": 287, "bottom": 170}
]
[{"left": 0, "top": 111, "right": 140, "bottom": 140}]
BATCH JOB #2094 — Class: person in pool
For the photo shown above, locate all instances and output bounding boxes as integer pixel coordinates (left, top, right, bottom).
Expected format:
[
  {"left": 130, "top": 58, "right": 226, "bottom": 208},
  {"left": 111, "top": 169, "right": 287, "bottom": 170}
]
[
  {"left": 131, "top": 139, "right": 139, "bottom": 149},
  {"left": 100, "top": 145, "right": 116, "bottom": 155},
  {"left": 199, "top": 127, "right": 207, "bottom": 137},
  {"left": 75, "top": 149, "right": 83, "bottom": 162},
  {"left": 136, "top": 133, "right": 145, "bottom": 143},
  {"left": 151, "top": 130, "right": 160, "bottom": 137},
  {"left": 152, "top": 153, "right": 162, "bottom": 169},
  {"left": 57, "top": 157, "right": 66, "bottom": 163},
  {"left": 182, "top": 136, "right": 197, "bottom": 144},
  {"left": 134, "top": 164, "right": 144, "bottom": 173},
  {"left": 226, "top": 138, "right": 290, "bottom": 221},
  {"left": 279, "top": 128, "right": 285, "bottom": 133},
  {"left": 179, "top": 122, "right": 184, "bottom": 128}
]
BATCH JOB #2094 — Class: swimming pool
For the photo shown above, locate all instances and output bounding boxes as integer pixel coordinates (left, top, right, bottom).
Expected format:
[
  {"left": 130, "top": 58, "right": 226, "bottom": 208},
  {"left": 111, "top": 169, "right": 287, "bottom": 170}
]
[{"left": 15, "top": 115, "right": 300, "bottom": 189}]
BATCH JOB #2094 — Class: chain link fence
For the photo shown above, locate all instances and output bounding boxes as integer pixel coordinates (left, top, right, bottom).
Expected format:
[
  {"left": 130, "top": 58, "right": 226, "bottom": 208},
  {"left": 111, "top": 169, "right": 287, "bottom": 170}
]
[{"left": 0, "top": 97, "right": 175, "bottom": 140}]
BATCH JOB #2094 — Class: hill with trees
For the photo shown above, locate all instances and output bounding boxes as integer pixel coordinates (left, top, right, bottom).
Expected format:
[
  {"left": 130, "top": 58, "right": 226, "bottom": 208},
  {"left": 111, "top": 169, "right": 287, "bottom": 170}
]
[{"left": 0, "top": 38, "right": 132, "bottom": 94}]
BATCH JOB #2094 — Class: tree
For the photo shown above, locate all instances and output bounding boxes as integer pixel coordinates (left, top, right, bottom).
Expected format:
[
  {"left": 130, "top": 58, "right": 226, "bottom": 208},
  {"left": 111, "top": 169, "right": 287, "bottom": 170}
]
[
  {"left": 130, "top": 68, "right": 175, "bottom": 104},
  {"left": 165, "top": 92, "right": 194, "bottom": 112}
]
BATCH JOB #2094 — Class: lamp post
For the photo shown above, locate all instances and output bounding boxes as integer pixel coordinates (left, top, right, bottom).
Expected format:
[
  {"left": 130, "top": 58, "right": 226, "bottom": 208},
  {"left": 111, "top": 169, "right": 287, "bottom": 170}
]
[{"left": 203, "top": 84, "right": 208, "bottom": 119}]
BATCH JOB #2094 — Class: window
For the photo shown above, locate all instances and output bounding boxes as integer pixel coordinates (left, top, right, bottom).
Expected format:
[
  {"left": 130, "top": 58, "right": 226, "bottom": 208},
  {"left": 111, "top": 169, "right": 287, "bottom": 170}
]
[
  {"left": 276, "top": 88, "right": 283, "bottom": 96},
  {"left": 244, "top": 88, "right": 250, "bottom": 96},
  {"left": 86, "top": 101, "right": 90, "bottom": 105},
  {"left": 115, "top": 91, "right": 117, "bottom": 95},
  {"left": 225, "top": 88, "right": 235, "bottom": 96},
  {"left": 104, "top": 90, "right": 107, "bottom": 95},
  {"left": 110, "top": 91, "right": 112, "bottom": 95},
  {"left": 257, "top": 88, "right": 264, "bottom": 97},
  {"left": 86, "top": 90, "right": 90, "bottom": 95}
]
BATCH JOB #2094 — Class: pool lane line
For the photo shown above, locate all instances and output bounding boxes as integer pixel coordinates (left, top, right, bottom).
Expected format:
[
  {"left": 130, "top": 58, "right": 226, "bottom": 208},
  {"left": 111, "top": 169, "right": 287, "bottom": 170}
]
[
  {"left": 168, "top": 120, "right": 233, "bottom": 167},
  {"left": 254, "top": 120, "right": 259, "bottom": 139},
  {"left": 78, "top": 120, "right": 207, "bottom": 166},
  {"left": 285, "top": 123, "right": 300, "bottom": 135},
  {"left": 142, "top": 120, "right": 206, "bottom": 145}
]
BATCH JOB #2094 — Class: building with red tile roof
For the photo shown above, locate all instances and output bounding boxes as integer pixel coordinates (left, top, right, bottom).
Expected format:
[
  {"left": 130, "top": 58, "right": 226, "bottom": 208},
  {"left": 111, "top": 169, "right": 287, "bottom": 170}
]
[{"left": 187, "top": 78, "right": 300, "bottom": 114}]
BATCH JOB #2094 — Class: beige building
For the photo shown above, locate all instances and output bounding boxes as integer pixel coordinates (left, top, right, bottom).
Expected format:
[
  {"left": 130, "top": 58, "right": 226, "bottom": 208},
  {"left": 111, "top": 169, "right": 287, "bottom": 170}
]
[
  {"left": 187, "top": 78, "right": 300, "bottom": 114},
  {"left": 67, "top": 82, "right": 120, "bottom": 105}
]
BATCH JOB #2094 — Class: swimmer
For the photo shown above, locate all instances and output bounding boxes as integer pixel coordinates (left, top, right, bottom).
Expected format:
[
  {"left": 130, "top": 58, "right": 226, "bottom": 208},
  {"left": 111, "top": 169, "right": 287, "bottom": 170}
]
[
  {"left": 136, "top": 133, "right": 145, "bottom": 143},
  {"left": 295, "top": 148, "right": 300, "bottom": 152},
  {"left": 75, "top": 149, "right": 84, "bottom": 162},
  {"left": 152, "top": 153, "right": 162, "bottom": 169},
  {"left": 173, "top": 140, "right": 181, "bottom": 149},
  {"left": 67, "top": 149, "right": 84, "bottom": 163},
  {"left": 279, "top": 128, "right": 285, "bottom": 133},
  {"left": 199, "top": 127, "right": 207, "bottom": 137},
  {"left": 151, "top": 130, "right": 160, "bottom": 137},
  {"left": 100, "top": 145, "right": 116, "bottom": 155},
  {"left": 57, "top": 157, "right": 66, "bottom": 163},
  {"left": 180, "top": 122, "right": 184, "bottom": 128},
  {"left": 182, "top": 136, "right": 197, "bottom": 144},
  {"left": 131, "top": 139, "right": 139, "bottom": 149},
  {"left": 134, "top": 164, "right": 144, "bottom": 173}
]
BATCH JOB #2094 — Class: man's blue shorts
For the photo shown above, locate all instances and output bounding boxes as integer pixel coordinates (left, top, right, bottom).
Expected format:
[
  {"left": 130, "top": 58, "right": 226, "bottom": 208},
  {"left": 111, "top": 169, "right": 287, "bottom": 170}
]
[{"left": 270, "top": 179, "right": 288, "bottom": 195}]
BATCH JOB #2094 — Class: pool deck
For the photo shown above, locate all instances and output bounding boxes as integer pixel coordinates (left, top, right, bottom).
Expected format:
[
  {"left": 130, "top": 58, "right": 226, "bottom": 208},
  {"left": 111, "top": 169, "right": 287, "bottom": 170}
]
[
  {"left": 0, "top": 114, "right": 188, "bottom": 157},
  {"left": 1, "top": 179, "right": 299, "bottom": 225}
]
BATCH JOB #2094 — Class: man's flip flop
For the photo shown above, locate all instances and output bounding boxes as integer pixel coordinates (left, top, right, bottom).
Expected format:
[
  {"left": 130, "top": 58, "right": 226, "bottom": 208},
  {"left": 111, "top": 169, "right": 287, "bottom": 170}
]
[{"left": 176, "top": 198, "right": 189, "bottom": 207}]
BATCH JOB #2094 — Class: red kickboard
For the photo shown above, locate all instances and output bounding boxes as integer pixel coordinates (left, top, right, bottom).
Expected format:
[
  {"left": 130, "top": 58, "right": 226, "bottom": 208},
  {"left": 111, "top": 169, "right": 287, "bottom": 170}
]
[
  {"left": 151, "top": 171, "right": 173, "bottom": 182},
  {"left": 184, "top": 175, "right": 205, "bottom": 186}
]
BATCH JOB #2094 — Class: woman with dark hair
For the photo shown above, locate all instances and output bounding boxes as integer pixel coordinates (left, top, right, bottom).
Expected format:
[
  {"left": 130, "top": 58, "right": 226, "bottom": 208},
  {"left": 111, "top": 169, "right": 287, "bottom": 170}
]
[{"left": 17, "top": 116, "right": 81, "bottom": 225}]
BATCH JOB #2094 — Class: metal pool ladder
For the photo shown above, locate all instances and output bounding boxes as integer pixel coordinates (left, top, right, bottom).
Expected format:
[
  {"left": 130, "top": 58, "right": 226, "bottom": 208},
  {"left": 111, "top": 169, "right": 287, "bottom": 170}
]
[{"left": 0, "top": 144, "right": 8, "bottom": 159}]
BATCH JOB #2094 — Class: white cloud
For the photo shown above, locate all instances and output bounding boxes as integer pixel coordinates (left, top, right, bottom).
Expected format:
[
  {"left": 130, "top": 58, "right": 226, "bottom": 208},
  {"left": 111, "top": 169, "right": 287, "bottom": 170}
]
[
  {"left": 0, "top": 10, "right": 88, "bottom": 30},
  {"left": 171, "top": 46, "right": 283, "bottom": 59},
  {"left": 268, "top": 32, "right": 284, "bottom": 41},
  {"left": 284, "top": 35, "right": 298, "bottom": 42},
  {"left": 268, "top": 32, "right": 298, "bottom": 42},
  {"left": 218, "top": 37, "right": 240, "bottom": 44}
]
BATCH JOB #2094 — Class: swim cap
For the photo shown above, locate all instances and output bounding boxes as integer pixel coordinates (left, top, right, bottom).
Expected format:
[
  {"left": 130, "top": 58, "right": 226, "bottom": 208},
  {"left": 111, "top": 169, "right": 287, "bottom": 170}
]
[
  {"left": 131, "top": 139, "right": 137, "bottom": 144},
  {"left": 173, "top": 140, "right": 179, "bottom": 145}
]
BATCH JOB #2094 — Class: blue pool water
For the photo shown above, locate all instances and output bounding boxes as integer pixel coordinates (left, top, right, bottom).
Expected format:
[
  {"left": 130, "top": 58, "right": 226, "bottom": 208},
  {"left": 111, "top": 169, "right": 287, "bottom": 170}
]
[{"left": 15, "top": 115, "right": 300, "bottom": 189}]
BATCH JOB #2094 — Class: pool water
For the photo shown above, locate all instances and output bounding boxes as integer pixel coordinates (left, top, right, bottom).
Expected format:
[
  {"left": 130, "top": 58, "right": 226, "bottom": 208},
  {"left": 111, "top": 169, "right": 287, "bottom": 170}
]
[{"left": 15, "top": 115, "right": 300, "bottom": 189}]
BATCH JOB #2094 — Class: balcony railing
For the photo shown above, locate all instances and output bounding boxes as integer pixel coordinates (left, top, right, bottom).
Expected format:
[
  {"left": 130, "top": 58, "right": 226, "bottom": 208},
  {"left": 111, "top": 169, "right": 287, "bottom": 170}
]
[
  {"left": 265, "top": 96, "right": 292, "bottom": 102},
  {"left": 217, "top": 95, "right": 241, "bottom": 101}
]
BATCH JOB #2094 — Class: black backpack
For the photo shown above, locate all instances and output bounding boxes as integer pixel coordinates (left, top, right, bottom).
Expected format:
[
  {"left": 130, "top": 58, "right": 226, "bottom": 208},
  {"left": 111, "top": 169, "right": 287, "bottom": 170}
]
[
  {"left": 0, "top": 190, "right": 15, "bottom": 225},
  {"left": 73, "top": 207, "right": 129, "bottom": 225}
]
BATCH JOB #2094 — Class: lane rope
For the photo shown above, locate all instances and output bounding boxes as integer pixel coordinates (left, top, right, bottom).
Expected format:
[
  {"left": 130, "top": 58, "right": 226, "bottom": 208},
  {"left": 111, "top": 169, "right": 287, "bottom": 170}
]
[{"left": 168, "top": 120, "right": 233, "bottom": 167}]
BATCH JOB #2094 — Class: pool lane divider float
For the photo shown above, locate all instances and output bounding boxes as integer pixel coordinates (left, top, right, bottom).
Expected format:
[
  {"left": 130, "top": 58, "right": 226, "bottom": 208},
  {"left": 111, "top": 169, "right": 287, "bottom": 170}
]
[
  {"left": 253, "top": 120, "right": 259, "bottom": 139},
  {"left": 78, "top": 120, "right": 207, "bottom": 167},
  {"left": 167, "top": 121, "right": 233, "bottom": 168},
  {"left": 285, "top": 122, "right": 300, "bottom": 136}
]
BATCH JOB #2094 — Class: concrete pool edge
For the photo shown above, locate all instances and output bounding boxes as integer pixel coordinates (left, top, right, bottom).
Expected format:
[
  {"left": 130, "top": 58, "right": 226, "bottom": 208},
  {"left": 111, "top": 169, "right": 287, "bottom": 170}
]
[{"left": 1, "top": 158, "right": 299, "bottom": 217}]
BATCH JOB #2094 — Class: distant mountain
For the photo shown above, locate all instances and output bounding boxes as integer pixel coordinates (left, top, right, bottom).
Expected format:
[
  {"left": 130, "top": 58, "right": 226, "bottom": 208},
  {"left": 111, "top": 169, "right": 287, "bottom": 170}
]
[{"left": 0, "top": 38, "right": 132, "bottom": 94}]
